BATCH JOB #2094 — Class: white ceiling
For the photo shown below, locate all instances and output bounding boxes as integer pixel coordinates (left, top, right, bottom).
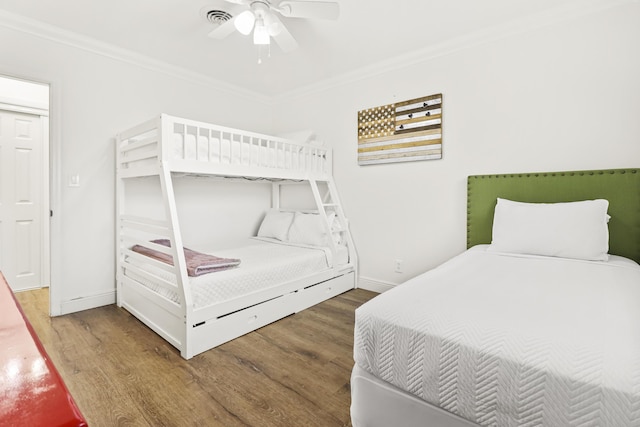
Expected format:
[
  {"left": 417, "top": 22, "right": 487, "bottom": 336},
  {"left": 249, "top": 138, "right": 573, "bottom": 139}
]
[{"left": 0, "top": 0, "right": 586, "bottom": 98}]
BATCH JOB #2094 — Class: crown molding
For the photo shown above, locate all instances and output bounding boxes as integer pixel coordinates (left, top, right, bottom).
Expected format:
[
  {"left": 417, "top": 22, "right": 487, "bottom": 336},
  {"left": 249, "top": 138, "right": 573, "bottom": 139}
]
[
  {"left": 0, "top": 9, "right": 271, "bottom": 105},
  {"left": 273, "top": 0, "right": 636, "bottom": 104}
]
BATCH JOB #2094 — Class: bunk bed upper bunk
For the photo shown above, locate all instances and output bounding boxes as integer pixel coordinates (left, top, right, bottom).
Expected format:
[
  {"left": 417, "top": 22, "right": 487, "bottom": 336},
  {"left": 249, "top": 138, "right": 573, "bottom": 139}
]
[
  {"left": 116, "top": 113, "right": 332, "bottom": 181},
  {"left": 115, "top": 114, "right": 357, "bottom": 359}
]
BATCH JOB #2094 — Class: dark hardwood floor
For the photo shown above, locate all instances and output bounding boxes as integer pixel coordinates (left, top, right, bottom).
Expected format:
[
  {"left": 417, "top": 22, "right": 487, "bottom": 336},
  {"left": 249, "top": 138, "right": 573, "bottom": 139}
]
[{"left": 15, "top": 288, "right": 377, "bottom": 427}]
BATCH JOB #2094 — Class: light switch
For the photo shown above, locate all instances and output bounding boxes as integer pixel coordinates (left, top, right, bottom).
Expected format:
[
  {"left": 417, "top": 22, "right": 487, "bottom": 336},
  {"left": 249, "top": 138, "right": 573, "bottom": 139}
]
[{"left": 68, "top": 173, "right": 80, "bottom": 187}]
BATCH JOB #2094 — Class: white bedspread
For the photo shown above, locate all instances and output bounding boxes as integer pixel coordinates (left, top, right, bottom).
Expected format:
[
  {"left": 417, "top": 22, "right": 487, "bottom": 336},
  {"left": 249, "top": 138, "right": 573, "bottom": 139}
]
[
  {"left": 126, "top": 238, "right": 347, "bottom": 309},
  {"left": 354, "top": 246, "right": 640, "bottom": 426}
]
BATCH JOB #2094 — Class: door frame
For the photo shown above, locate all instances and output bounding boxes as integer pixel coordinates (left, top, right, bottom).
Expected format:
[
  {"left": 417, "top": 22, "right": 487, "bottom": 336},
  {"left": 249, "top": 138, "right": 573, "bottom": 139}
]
[
  {"left": 49, "top": 81, "right": 62, "bottom": 316},
  {"left": 0, "top": 73, "right": 59, "bottom": 315}
]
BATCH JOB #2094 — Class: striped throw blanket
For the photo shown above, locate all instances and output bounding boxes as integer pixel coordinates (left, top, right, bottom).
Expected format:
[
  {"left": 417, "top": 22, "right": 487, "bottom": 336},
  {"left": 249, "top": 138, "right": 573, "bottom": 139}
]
[{"left": 131, "top": 239, "right": 240, "bottom": 277}]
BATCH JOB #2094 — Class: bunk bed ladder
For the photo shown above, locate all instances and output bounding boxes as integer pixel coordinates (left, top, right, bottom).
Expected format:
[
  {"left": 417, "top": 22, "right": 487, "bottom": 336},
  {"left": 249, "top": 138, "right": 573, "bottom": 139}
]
[
  {"left": 158, "top": 118, "right": 194, "bottom": 358},
  {"left": 308, "top": 178, "right": 357, "bottom": 279}
]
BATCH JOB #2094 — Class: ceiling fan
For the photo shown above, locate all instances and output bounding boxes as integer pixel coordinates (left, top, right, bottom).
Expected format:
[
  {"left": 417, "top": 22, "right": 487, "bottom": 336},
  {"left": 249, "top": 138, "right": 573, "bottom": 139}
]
[{"left": 208, "top": 0, "right": 340, "bottom": 53}]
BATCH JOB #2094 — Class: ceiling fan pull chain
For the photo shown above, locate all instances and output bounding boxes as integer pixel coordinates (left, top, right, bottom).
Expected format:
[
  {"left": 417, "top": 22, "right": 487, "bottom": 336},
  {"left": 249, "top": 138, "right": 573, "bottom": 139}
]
[{"left": 256, "top": 43, "right": 272, "bottom": 64}]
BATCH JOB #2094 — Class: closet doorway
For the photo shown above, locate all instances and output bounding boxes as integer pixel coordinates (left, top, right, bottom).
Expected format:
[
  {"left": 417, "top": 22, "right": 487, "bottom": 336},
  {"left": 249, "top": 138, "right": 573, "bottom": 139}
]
[{"left": 0, "top": 75, "right": 50, "bottom": 292}]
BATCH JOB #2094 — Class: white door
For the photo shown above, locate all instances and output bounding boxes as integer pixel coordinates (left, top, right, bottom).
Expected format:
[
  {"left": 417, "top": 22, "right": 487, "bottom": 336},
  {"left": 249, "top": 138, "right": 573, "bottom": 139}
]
[{"left": 0, "top": 109, "right": 43, "bottom": 291}]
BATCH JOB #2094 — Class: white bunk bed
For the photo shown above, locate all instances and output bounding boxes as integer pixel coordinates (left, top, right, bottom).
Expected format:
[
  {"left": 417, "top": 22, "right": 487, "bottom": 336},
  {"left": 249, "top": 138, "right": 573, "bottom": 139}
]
[{"left": 115, "top": 114, "right": 357, "bottom": 360}]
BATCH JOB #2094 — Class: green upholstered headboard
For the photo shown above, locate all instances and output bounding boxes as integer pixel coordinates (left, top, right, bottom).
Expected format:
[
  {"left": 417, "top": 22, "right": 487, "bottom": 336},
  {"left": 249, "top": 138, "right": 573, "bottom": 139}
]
[{"left": 467, "top": 169, "right": 640, "bottom": 264}]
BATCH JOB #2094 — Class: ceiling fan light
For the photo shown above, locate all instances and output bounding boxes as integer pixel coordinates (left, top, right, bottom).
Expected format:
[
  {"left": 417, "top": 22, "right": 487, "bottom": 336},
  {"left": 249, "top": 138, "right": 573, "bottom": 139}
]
[
  {"left": 264, "top": 14, "right": 282, "bottom": 36},
  {"left": 253, "top": 20, "right": 270, "bottom": 45},
  {"left": 234, "top": 10, "right": 255, "bottom": 35}
]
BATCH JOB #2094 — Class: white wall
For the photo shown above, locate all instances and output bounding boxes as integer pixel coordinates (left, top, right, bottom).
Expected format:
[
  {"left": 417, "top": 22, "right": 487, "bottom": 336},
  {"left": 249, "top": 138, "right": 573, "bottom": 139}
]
[
  {"left": 1, "top": 2, "right": 638, "bottom": 311},
  {"left": 0, "top": 26, "right": 274, "bottom": 314},
  {"left": 274, "top": 4, "right": 640, "bottom": 289}
]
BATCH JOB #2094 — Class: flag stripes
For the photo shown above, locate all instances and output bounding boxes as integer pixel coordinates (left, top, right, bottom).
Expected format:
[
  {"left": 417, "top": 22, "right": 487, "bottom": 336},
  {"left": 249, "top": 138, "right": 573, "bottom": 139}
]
[{"left": 358, "top": 94, "right": 442, "bottom": 165}]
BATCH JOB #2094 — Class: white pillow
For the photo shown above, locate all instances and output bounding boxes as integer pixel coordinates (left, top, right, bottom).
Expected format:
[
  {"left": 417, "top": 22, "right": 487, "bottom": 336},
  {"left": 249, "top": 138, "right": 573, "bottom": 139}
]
[
  {"left": 288, "top": 212, "right": 329, "bottom": 247},
  {"left": 487, "top": 198, "right": 610, "bottom": 261},
  {"left": 257, "top": 210, "right": 294, "bottom": 241}
]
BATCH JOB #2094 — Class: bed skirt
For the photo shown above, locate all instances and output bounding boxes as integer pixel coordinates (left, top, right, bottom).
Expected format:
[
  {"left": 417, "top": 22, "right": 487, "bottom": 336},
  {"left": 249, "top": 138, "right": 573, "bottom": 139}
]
[{"left": 350, "top": 364, "right": 478, "bottom": 427}]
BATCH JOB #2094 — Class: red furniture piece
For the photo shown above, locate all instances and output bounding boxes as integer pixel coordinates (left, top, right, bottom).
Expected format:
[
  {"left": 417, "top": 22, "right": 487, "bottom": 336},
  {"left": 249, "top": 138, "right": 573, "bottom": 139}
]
[{"left": 0, "top": 272, "right": 88, "bottom": 427}]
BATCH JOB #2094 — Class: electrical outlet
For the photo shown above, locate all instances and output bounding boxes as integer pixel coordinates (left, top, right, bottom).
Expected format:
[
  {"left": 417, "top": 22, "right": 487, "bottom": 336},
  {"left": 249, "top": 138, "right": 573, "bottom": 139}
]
[
  {"left": 68, "top": 173, "right": 80, "bottom": 187},
  {"left": 395, "top": 259, "right": 403, "bottom": 273}
]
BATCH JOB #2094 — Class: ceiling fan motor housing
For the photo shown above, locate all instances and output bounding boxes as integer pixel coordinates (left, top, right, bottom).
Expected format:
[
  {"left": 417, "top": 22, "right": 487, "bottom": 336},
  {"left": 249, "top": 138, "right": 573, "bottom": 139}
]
[{"left": 250, "top": 1, "right": 271, "bottom": 19}]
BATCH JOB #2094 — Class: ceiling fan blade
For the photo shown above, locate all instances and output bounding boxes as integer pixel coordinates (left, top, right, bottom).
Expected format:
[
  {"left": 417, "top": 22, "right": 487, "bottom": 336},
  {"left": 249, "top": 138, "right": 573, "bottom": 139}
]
[
  {"left": 208, "top": 16, "right": 238, "bottom": 40},
  {"left": 277, "top": 1, "right": 339, "bottom": 20},
  {"left": 223, "top": 0, "right": 249, "bottom": 4},
  {"left": 269, "top": 14, "right": 298, "bottom": 52}
]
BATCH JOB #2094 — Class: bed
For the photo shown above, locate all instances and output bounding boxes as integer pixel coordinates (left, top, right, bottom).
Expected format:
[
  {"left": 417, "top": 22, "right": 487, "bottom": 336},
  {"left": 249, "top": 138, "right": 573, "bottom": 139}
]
[
  {"left": 351, "top": 168, "right": 640, "bottom": 426},
  {"left": 115, "top": 114, "right": 357, "bottom": 360}
]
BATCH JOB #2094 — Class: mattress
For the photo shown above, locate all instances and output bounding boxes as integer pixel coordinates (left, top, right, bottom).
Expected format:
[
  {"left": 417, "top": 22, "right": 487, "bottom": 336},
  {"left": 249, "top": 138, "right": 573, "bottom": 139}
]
[
  {"left": 354, "top": 245, "right": 640, "bottom": 426},
  {"left": 125, "top": 238, "right": 347, "bottom": 309}
]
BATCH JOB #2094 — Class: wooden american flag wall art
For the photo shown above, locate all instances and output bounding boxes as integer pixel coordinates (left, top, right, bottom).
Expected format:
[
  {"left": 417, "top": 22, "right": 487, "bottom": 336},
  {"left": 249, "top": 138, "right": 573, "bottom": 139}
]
[{"left": 357, "top": 94, "right": 442, "bottom": 165}]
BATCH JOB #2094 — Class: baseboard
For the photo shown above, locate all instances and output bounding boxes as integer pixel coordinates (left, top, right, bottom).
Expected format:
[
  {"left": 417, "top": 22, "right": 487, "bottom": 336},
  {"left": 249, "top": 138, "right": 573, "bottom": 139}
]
[
  {"left": 59, "top": 290, "right": 116, "bottom": 315},
  {"left": 358, "top": 276, "right": 397, "bottom": 293}
]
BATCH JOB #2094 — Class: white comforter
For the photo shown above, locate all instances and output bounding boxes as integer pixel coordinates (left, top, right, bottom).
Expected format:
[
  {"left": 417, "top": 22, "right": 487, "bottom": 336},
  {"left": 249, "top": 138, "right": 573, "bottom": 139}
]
[
  {"left": 126, "top": 238, "right": 347, "bottom": 309},
  {"left": 354, "top": 246, "right": 640, "bottom": 426}
]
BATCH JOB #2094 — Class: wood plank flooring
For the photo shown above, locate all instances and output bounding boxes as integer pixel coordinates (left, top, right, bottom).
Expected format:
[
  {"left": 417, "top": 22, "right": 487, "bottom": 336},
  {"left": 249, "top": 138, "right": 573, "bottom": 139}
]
[{"left": 14, "top": 288, "right": 377, "bottom": 427}]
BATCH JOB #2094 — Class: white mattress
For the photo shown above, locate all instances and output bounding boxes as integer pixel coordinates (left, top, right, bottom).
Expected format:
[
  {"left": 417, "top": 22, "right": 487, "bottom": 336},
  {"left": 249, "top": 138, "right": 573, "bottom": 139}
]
[
  {"left": 354, "top": 245, "right": 640, "bottom": 426},
  {"left": 125, "top": 238, "right": 347, "bottom": 309}
]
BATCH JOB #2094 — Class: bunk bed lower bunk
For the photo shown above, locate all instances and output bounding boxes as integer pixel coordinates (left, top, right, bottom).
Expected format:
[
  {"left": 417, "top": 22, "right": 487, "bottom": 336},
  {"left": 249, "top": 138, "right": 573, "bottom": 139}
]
[
  {"left": 351, "top": 169, "right": 640, "bottom": 427},
  {"left": 116, "top": 114, "right": 357, "bottom": 360}
]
